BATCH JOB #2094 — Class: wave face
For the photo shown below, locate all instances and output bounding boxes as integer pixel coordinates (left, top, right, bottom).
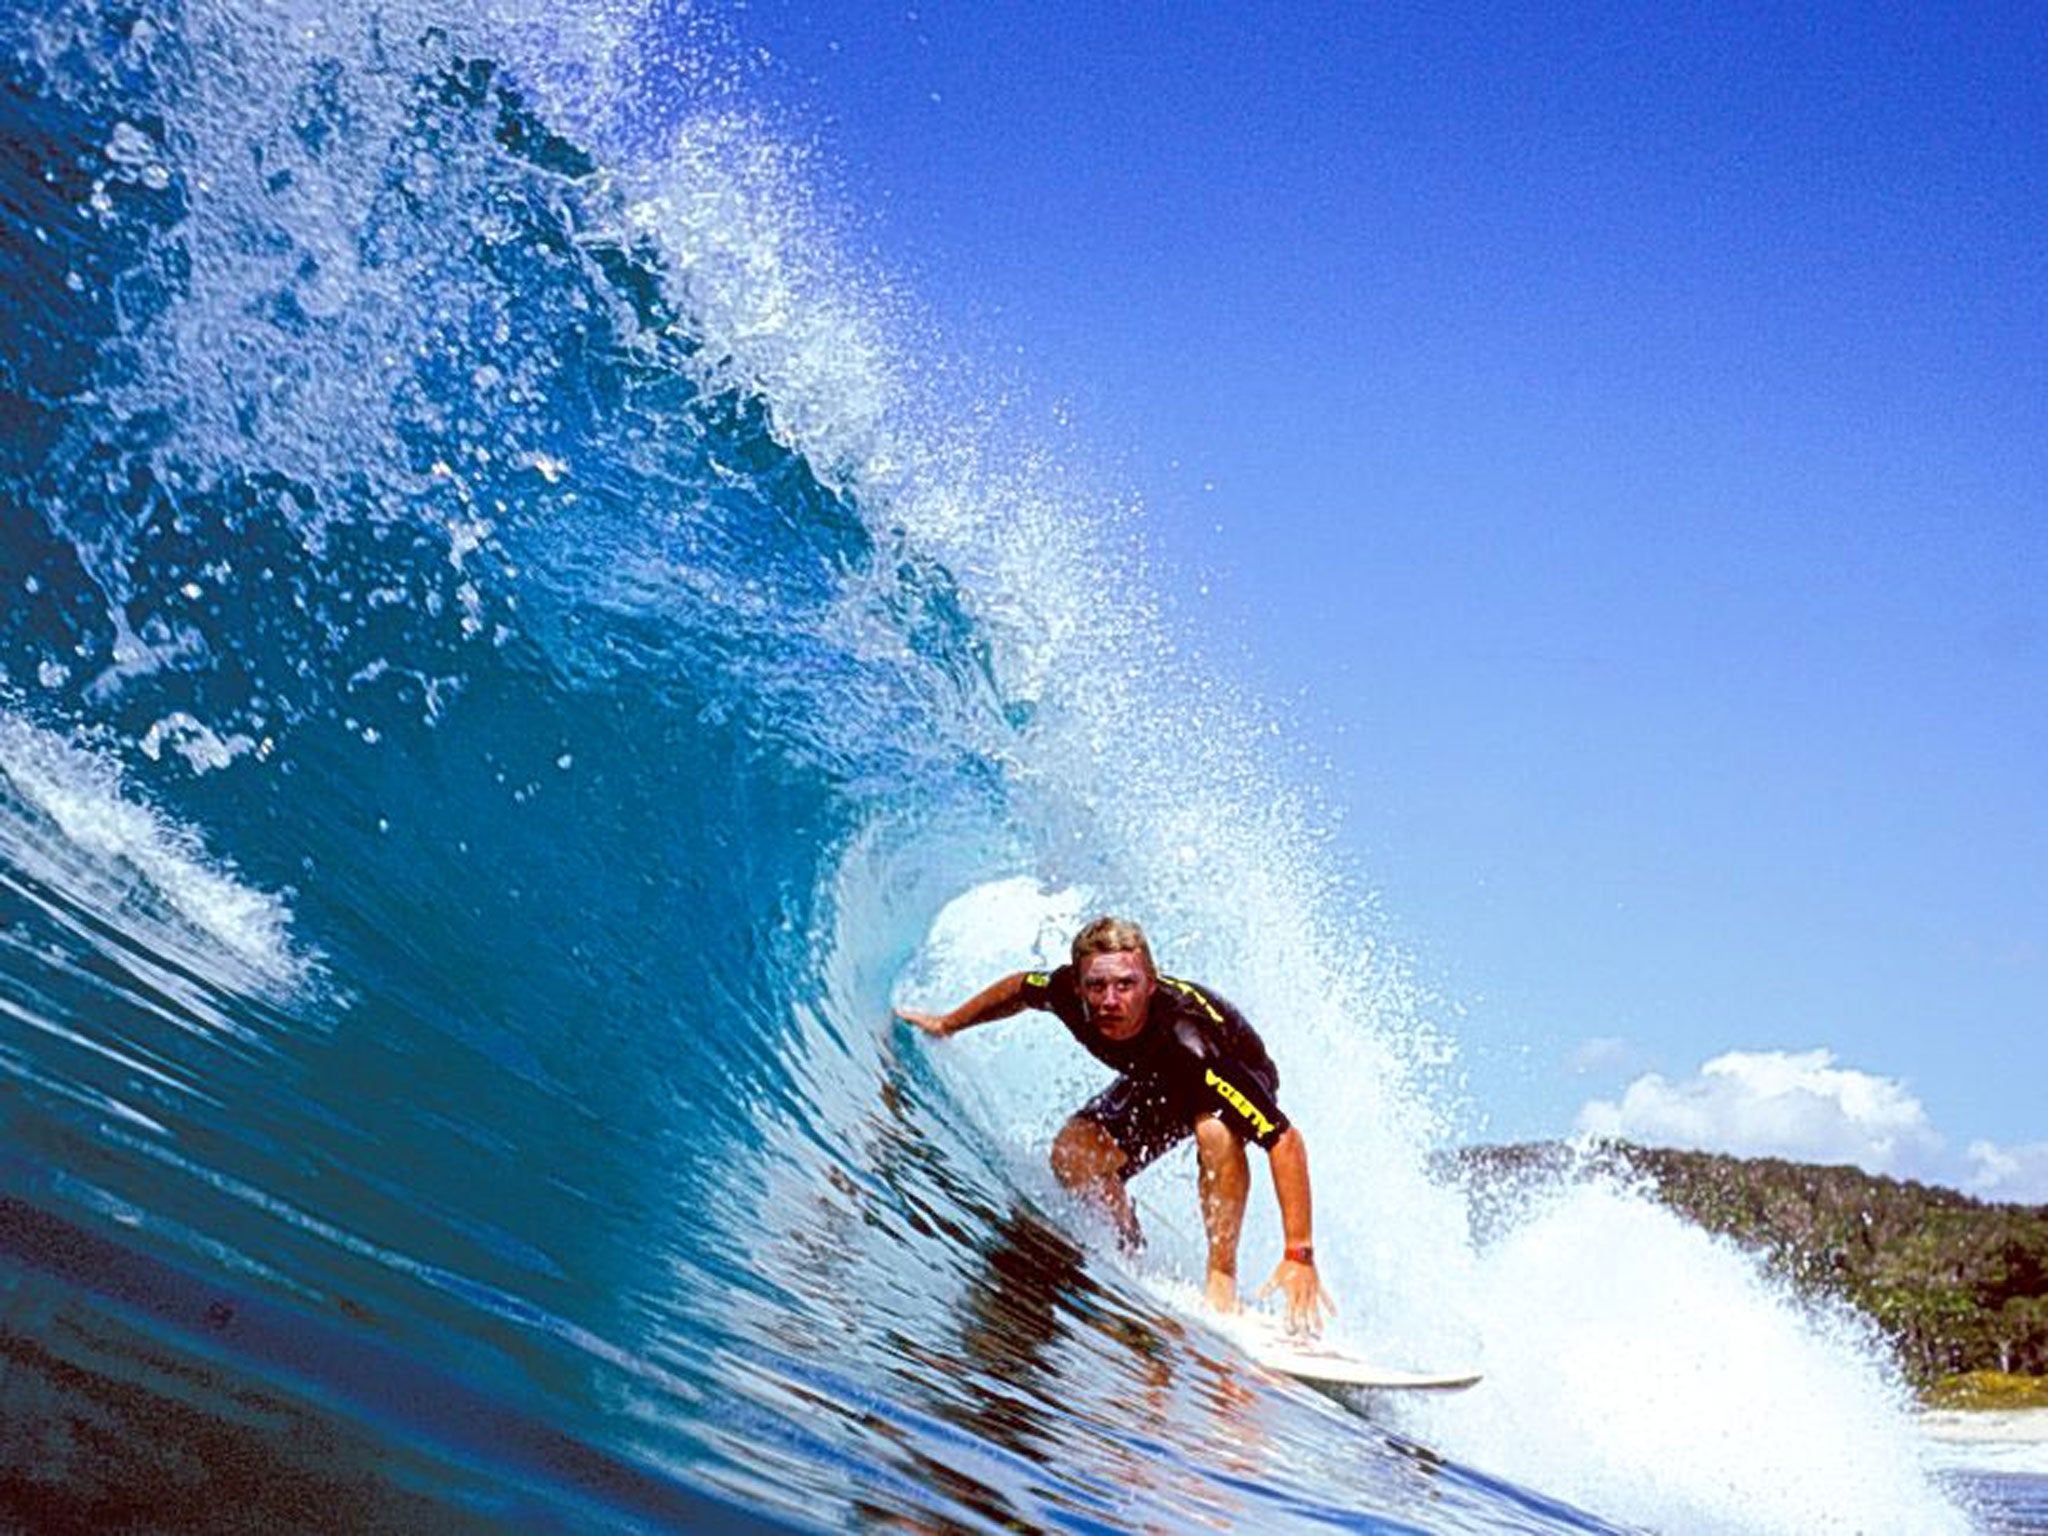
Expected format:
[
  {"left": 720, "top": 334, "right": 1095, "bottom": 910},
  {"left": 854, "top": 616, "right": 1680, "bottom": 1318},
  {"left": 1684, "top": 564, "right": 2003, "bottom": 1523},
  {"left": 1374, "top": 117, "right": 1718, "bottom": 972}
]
[{"left": 0, "top": 3, "right": 1986, "bottom": 1532}]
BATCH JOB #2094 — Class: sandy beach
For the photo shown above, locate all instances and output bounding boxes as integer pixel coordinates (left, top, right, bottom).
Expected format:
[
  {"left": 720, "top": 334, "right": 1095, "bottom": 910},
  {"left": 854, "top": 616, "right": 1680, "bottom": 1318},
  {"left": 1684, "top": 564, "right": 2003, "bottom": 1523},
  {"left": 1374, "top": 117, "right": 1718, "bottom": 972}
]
[{"left": 1920, "top": 1410, "right": 2048, "bottom": 1443}]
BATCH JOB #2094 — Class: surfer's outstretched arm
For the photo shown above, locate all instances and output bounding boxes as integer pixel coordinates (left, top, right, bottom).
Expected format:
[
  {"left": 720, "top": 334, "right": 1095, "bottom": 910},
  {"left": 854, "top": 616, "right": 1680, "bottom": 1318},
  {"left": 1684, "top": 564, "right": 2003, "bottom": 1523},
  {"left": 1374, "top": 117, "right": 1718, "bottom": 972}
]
[
  {"left": 1258, "top": 1126, "right": 1336, "bottom": 1335},
  {"left": 895, "top": 971, "right": 1034, "bottom": 1038}
]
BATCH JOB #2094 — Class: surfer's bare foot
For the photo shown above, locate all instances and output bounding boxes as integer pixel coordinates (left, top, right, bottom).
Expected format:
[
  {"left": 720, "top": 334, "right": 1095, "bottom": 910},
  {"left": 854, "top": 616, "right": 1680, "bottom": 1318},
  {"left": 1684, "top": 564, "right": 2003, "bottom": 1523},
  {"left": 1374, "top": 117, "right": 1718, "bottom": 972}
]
[{"left": 1204, "top": 1268, "right": 1239, "bottom": 1314}]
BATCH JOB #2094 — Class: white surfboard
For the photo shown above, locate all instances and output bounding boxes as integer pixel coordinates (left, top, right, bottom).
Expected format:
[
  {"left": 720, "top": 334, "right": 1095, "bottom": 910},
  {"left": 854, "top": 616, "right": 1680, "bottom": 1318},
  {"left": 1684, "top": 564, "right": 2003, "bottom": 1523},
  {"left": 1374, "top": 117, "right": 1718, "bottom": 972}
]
[
  {"left": 1233, "top": 1311, "right": 1481, "bottom": 1391},
  {"left": 1147, "top": 1277, "right": 1481, "bottom": 1392},
  {"left": 1251, "top": 1335, "right": 1482, "bottom": 1391}
]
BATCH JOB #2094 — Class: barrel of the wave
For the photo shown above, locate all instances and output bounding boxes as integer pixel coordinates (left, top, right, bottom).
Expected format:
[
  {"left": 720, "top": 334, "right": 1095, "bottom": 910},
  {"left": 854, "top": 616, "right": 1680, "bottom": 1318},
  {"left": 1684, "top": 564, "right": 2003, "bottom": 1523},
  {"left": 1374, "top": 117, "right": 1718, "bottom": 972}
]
[{"left": 897, "top": 912, "right": 1479, "bottom": 1388}]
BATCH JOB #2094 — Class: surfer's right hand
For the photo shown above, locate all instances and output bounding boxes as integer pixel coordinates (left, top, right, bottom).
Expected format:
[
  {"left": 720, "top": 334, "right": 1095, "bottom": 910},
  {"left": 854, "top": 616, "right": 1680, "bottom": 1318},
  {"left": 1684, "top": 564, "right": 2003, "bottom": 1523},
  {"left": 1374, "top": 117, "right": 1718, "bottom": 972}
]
[{"left": 894, "top": 1008, "right": 951, "bottom": 1036}]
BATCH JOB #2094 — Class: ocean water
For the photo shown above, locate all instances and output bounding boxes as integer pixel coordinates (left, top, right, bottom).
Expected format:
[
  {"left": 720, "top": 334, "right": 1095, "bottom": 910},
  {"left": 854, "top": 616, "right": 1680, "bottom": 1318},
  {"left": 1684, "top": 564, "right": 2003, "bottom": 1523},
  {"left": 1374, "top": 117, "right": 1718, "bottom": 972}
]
[{"left": 0, "top": 2, "right": 2018, "bottom": 1531}]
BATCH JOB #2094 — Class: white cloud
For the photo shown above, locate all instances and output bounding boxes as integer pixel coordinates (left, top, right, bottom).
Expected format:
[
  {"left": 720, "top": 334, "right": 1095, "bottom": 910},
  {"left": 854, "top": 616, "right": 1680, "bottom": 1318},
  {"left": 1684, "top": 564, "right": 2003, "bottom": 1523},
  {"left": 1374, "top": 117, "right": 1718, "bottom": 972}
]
[
  {"left": 1965, "top": 1140, "right": 2048, "bottom": 1204},
  {"left": 1575, "top": 1048, "right": 1945, "bottom": 1178},
  {"left": 1574, "top": 1048, "right": 2048, "bottom": 1201}
]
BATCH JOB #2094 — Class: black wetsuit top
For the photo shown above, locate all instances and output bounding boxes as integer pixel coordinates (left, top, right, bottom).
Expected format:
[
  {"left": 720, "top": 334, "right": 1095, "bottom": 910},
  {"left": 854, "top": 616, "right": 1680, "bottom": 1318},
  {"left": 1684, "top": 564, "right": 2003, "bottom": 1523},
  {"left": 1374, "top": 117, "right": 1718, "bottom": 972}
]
[{"left": 1019, "top": 965, "right": 1290, "bottom": 1156}]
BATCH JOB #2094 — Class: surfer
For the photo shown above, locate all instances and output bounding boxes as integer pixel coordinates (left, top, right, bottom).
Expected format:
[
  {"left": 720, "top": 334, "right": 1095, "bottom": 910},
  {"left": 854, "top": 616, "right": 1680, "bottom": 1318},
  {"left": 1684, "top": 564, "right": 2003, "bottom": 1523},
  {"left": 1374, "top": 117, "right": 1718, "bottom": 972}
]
[{"left": 897, "top": 916, "right": 1334, "bottom": 1336}]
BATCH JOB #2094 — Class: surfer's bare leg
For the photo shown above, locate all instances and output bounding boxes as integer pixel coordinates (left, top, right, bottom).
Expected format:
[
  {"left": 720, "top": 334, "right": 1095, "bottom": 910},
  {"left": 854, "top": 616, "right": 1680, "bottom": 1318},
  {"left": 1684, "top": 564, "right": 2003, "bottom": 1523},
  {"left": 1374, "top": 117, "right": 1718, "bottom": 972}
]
[
  {"left": 1051, "top": 1115, "right": 1140, "bottom": 1250},
  {"left": 1194, "top": 1113, "right": 1250, "bottom": 1312}
]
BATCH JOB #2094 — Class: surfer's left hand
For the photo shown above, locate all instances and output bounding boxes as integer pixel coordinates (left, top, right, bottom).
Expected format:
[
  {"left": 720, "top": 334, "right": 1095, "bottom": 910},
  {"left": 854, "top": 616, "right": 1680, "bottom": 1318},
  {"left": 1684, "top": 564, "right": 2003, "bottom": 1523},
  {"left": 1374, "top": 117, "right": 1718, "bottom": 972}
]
[{"left": 1258, "top": 1255, "right": 1336, "bottom": 1337}]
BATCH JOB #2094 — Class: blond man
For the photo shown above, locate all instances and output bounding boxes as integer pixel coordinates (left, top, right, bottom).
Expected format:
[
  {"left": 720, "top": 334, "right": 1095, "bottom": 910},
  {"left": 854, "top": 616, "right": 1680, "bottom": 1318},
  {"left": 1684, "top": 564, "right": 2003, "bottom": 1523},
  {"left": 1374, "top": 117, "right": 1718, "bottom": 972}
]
[{"left": 899, "top": 917, "right": 1332, "bottom": 1334}]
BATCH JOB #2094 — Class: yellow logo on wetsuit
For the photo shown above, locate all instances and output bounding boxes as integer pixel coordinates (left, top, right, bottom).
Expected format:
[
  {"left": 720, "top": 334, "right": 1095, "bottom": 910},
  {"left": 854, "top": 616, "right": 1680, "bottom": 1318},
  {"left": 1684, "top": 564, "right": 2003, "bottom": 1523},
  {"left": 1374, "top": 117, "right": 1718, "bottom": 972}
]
[
  {"left": 1205, "top": 1068, "right": 1275, "bottom": 1139},
  {"left": 1161, "top": 976, "right": 1224, "bottom": 1025}
]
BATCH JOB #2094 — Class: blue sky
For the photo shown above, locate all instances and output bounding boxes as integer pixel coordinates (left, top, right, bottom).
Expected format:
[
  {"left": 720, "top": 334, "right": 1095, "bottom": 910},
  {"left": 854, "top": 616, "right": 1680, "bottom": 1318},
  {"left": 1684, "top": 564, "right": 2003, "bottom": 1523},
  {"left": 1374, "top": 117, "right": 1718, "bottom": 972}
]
[{"left": 727, "top": 3, "right": 2046, "bottom": 1195}]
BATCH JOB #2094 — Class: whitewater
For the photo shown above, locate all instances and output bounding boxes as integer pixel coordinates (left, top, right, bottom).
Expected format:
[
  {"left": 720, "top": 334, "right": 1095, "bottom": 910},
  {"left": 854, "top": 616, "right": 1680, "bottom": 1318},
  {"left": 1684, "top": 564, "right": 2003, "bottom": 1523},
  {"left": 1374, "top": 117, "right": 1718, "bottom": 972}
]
[{"left": 0, "top": 1, "right": 2018, "bottom": 1531}]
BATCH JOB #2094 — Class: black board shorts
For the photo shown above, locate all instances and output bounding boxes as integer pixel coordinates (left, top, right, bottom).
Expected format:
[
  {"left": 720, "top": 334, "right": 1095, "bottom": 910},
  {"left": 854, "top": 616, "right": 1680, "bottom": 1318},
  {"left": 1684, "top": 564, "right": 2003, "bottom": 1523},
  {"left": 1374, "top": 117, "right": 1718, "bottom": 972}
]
[{"left": 1078, "top": 1059, "right": 1282, "bottom": 1178}]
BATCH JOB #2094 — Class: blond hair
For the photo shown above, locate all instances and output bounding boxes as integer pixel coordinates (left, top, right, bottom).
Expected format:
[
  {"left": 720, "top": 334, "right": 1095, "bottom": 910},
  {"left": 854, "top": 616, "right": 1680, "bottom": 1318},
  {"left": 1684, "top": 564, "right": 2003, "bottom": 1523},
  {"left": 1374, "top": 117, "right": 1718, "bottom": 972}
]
[{"left": 1070, "top": 916, "right": 1157, "bottom": 981}]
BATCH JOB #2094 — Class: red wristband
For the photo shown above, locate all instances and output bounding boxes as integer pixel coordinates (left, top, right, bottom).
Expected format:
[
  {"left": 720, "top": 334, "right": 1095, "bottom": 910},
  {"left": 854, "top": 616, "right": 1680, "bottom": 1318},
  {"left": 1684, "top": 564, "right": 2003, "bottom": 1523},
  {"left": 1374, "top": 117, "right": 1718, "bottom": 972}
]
[{"left": 1284, "top": 1244, "right": 1314, "bottom": 1266}]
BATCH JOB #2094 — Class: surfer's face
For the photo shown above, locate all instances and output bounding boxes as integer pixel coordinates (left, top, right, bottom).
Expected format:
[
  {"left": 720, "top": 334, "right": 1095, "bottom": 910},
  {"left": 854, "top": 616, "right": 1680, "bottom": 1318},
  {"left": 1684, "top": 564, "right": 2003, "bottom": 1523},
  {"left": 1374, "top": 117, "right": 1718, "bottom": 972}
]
[{"left": 1078, "top": 950, "right": 1153, "bottom": 1038}]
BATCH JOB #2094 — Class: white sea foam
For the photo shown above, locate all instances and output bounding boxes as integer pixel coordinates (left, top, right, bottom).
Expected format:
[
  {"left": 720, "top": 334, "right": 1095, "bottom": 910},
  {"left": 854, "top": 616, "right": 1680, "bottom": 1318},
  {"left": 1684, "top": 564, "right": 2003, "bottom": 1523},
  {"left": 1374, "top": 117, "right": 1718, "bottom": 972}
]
[
  {"left": 1405, "top": 1171, "right": 1968, "bottom": 1535},
  {"left": 0, "top": 711, "right": 311, "bottom": 1000}
]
